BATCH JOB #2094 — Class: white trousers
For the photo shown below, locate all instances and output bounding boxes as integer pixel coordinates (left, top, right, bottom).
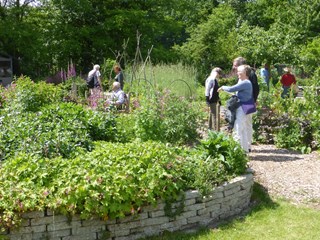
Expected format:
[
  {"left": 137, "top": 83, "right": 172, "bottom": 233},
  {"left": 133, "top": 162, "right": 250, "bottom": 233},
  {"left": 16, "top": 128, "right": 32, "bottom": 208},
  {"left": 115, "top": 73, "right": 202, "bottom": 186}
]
[{"left": 233, "top": 106, "right": 253, "bottom": 152}]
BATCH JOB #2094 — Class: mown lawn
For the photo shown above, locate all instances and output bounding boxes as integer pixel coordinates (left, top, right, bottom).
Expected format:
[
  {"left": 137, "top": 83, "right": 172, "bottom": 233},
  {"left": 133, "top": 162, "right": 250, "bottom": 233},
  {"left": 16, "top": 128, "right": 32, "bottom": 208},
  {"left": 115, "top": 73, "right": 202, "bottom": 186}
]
[{"left": 141, "top": 183, "right": 320, "bottom": 240}]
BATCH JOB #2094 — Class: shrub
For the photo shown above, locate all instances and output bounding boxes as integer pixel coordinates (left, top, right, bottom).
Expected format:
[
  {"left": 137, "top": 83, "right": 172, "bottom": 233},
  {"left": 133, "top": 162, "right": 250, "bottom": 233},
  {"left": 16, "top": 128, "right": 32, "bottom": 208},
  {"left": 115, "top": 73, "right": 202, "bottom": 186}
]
[
  {"left": 0, "top": 136, "right": 248, "bottom": 230},
  {"left": 0, "top": 141, "right": 185, "bottom": 228},
  {"left": 0, "top": 102, "right": 117, "bottom": 160},
  {"left": 176, "top": 131, "right": 248, "bottom": 195},
  {"left": 60, "top": 76, "right": 88, "bottom": 101},
  {"left": 3, "top": 76, "right": 64, "bottom": 112},
  {"left": 134, "top": 89, "right": 200, "bottom": 144},
  {"left": 274, "top": 115, "right": 313, "bottom": 154}
]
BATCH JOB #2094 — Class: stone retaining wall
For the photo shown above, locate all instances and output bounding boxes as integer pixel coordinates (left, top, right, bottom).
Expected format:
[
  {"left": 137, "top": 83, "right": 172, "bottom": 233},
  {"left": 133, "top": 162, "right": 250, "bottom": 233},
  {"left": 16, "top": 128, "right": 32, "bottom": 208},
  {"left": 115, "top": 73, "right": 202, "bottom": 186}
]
[{"left": 1, "top": 174, "right": 253, "bottom": 240}]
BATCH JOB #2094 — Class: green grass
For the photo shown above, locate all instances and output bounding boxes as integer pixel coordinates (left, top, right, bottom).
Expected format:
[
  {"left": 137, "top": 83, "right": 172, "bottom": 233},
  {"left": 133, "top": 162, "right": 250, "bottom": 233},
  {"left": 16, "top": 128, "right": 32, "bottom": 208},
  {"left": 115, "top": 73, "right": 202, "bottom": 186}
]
[
  {"left": 140, "top": 183, "right": 320, "bottom": 240},
  {"left": 126, "top": 63, "right": 199, "bottom": 98}
]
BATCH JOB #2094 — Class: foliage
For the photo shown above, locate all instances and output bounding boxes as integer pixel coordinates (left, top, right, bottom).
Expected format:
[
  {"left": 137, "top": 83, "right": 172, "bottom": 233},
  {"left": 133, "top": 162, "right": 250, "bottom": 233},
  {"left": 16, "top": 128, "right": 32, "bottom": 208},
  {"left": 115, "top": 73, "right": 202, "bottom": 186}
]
[
  {"left": 133, "top": 89, "right": 200, "bottom": 144},
  {"left": 114, "top": 113, "right": 137, "bottom": 143},
  {"left": 0, "top": 101, "right": 117, "bottom": 160},
  {"left": 181, "top": 131, "right": 248, "bottom": 195},
  {"left": 3, "top": 0, "right": 320, "bottom": 78},
  {"left": 300, "top": 37, "right": 320, "bottom": 73},
  {"left": 0, "top": 133, "right": 248, "bottom": 230},
  {"left": 2, "top": 76, "right": 64, "bottom": 112},
  {"left": 253, "top": 76, "right": 320, "bottom": 152},
  {"left": 176, "top": 4, "right": 237, "bottom": 77},
  {"left": 60, "top": 76, "right": 88, "bottom": 101},
  {"left": 273, "top": 115, "right": 312, "bottom": 154}
]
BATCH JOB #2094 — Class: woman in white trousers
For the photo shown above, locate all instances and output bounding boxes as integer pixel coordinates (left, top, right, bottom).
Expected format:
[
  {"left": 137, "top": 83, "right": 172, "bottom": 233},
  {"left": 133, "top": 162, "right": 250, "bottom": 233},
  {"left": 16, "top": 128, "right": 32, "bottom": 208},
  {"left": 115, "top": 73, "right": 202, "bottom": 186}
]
[{"left": 218, "top": 65, "right": 254, "bottom": 153}]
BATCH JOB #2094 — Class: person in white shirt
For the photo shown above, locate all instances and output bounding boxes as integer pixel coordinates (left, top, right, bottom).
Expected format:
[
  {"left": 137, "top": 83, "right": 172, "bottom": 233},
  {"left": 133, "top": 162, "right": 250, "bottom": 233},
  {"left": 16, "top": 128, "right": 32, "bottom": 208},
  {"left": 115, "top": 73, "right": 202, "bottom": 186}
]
[
  {"left": 205, "top": 67, "right": 222, "bottom": 131},
  {"left": 218, "top": 65, "right": 254, "bottom": 153},
  {"left": 107, "top": 81, "right": 125, "bottom": 108},
  {"left": 87, "top": 64, "right": 101, "bottom": 91}
]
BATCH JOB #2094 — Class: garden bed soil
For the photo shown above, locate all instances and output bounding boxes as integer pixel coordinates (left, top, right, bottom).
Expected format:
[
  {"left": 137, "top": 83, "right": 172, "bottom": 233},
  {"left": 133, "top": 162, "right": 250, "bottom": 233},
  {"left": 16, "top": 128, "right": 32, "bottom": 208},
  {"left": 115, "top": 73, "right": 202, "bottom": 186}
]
[{"left": 248, "top": 144, "right": 320, "bottom": 209}]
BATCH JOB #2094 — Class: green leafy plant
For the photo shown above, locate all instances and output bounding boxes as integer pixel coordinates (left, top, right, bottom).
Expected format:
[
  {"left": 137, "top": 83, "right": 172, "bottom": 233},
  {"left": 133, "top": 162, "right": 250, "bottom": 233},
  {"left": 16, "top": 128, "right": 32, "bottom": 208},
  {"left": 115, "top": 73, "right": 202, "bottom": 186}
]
[
  {"left": 0, "top": 102, "right": 117, "bottom": 160},
  {"left": 0, "top": 134, "right": 248, "bottom": 231},
  {"left": 134, "top": 89, "right": 200, "bottom": 144},
  {"left": 180, "top": 131, "right": 248, "bottom": 194},
  {"left": 3, "top": 76, "right": 64, "bottom": 112}
]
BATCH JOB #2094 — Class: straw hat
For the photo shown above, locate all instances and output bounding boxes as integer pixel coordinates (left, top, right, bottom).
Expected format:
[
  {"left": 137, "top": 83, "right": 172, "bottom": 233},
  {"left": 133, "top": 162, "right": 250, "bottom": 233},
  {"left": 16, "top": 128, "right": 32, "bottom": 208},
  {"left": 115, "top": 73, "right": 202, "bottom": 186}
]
[{"left": 283, "top": 67, "right": 291, "bottom": 73}]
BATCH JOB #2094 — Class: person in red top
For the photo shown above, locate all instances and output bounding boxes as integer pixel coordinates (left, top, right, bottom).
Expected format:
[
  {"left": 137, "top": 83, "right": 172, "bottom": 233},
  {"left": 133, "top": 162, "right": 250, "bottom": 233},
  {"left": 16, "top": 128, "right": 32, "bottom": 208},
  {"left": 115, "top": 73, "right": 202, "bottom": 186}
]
[{"left": 280, "top": 67, "right": 296, "bottom": 98}]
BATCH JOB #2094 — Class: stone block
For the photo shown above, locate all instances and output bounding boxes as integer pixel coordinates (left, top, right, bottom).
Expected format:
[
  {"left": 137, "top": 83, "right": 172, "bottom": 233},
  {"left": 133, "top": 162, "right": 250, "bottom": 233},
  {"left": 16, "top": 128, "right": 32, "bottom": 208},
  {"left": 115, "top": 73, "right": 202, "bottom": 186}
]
[
  {"left": 175, "top": 210, "right": 197, "bottom": 221},
  {"left": 240, "top": 180, "right": 254, "bottom": 190},
  {"left": 223, "top": 180, "right": 241, "bottom": 191},
  {"left": 117, "top": 212, "right": 148, "bottom": 223},
  {"left": 224, "top": 186, "right": 241, "bottom": 197},
  {"left": 184, "top": 203, "right": 205, "bottom": 212},
  {"left": 9, "top": 233, "right": 32, "bottom": 240},
  {"left": 97, "top": 230, "right": 112, "bottom": 240},
  {"left": 184, "top": 198, "right": 196, "bottom": 206},
  {"left": 205, "top": 195, "right": 224, "bottom": 207},
  {"left": 21, "top": 211, "right": 45, "bottom": 219},
  {"left": 62, "top": 233, "right": 97, "bottom": 240},
  {"left": 198, "top": 203, "right": 220, "bottom": 216},
  {"left": 72, "top": 224, "right": 106, "bottom": 236},
  {"left": 31, "top": 215, "right": 68, "bottom": 226},
  {"left": 82, "top": 217, "right": 108, "bottom": 227},
  {"left": 10, "top": 225, "right": 46, "bottom": 234},
  {"left": 141, "top": 202, "right": 165, "bottom": 212},
  {"left": 187, "top": 213, "right": 210, "bottom": 224},
  {"left": 47, "top": 229, "right": 71, "bottom": 238},
  {"left": 148, "top": 210, "right": 165, "bottom": 218},
  {"left": 140, "top": 216, "right": 169, "bottom": 227},
  {"left": 185, "top": 190, "right": 201, "bottom": 199},
  {"left": 109, "top": 227, "right": 131, "bottom": 238},
  {"left": 21, "top": 218, "right": 31, "bottom": 227},
  {"left": 47, "top": 221, "right": 72, "bottom": 232},
  {"left": 160, "top": 218, "right": 187, "bottom": 230}
]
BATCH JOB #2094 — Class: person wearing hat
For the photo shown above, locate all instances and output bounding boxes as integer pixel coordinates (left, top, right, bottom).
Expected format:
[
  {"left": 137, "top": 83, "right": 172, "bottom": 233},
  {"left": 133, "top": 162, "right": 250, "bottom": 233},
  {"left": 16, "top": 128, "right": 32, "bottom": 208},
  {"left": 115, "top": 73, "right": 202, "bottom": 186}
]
[{"left": 280, "top": 67, "right": 296, "bottom": 98}]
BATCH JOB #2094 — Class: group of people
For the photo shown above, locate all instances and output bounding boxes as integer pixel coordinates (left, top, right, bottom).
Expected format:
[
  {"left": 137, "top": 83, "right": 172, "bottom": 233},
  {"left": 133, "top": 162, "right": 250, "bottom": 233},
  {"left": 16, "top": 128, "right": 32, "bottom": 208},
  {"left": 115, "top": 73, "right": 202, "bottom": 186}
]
[
  {"left": 260, "top": 64, "right": 297, "bottom": 98},
  {"left": 205, "top": 57, "right": 258, "bottom": 153},
  {"left": 205, "top": 57, "right": 298, "bottom": 153},
  {"left": 87, "top": 64, "right": 126, "bottom": 108}
]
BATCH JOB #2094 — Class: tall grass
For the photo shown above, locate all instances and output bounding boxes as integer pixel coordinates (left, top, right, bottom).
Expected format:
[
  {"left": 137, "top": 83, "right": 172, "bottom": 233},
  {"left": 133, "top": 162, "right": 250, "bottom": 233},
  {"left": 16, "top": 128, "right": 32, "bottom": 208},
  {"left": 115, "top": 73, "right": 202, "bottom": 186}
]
[{"left": 125, "top": 63, "right": 199, "bottom": 98}]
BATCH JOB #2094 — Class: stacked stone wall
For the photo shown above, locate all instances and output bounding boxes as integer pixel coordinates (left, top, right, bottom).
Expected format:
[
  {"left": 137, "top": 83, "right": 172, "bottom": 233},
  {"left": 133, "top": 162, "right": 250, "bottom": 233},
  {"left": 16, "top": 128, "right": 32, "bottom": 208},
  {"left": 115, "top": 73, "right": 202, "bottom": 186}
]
[{"left": 1, "top": 174, "right": 253, "bottom": 240}]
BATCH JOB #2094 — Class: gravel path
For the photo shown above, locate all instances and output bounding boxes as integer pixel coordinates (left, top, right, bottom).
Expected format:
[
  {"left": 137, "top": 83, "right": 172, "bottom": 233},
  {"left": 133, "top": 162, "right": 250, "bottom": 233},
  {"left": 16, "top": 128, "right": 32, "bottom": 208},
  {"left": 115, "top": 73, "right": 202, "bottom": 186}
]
[{"left": 248, "top": 144, "right": 320, "bottom": 209}]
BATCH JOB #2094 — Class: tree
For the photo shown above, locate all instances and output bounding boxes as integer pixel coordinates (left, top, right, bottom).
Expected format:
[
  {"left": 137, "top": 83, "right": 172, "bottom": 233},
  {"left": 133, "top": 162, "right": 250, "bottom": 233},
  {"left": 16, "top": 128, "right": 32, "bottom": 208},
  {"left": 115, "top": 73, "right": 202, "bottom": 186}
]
[
  {"left": 176, "top": 4, "right": 238, "bottom": 77},
  {"left": 0, "top": 1, "right": 46, "bottom": 76}
]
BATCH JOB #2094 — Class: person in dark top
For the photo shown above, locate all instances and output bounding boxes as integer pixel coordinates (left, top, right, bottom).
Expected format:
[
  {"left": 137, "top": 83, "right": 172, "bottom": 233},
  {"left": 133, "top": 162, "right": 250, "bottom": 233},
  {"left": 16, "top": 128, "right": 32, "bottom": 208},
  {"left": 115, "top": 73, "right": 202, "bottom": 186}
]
[
  {"left": 113, "top": 65, "right": 124, "bottom": 90},
  {"left": 232, "top": 57, "right": 260, "bottom": 103},
  {"left": 205, "top": 67, "right": 222, "bottom": 131}
]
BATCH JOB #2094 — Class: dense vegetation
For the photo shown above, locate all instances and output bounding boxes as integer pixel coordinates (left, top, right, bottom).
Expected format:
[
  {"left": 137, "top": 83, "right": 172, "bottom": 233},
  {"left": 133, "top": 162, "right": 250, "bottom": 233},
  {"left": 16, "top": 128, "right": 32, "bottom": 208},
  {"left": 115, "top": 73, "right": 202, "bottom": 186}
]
[
  {"left": 0, "top": 75, "right": 248, "bottom": 231},
  {"left": 2, "top": 0, "right": 320, "bottom": 79},
  {"left": 1, "top": 0, "right": 320, "bottom": 236}
]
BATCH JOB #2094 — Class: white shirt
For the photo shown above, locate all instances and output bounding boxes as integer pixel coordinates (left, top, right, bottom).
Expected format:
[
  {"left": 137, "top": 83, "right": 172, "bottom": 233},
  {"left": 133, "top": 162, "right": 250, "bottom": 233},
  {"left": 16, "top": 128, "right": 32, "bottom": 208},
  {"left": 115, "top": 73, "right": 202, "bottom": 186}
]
[
  {"left": 111, "top": 89, "right": 125, "bottom": 105},
  {"left": 205, "top": 71, "right": 218, "bottom": 98},
  {"left": 88, "top": 69, "right": 101, "bottom": 78}
]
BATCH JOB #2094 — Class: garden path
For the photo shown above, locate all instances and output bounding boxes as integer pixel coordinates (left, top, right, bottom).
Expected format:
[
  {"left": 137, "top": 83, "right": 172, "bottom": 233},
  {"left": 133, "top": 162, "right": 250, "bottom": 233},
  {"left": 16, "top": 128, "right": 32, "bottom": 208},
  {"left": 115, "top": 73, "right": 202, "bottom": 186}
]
[{"left": 248, "top": 144, "right": 320, "bottom": 209}]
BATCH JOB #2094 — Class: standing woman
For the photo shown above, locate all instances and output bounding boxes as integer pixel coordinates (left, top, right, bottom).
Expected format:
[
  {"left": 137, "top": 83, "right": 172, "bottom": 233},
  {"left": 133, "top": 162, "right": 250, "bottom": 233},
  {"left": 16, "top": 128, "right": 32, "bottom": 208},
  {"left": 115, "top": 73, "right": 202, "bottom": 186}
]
[
  {"left": 205, "top": 67, "right": 222, "bottom": 131},
  {"left": 218, "top": 65, "right": 254, "bottom": 153},
  {"left": 113, "top": 65, "right": 124, "bottom": 90}
]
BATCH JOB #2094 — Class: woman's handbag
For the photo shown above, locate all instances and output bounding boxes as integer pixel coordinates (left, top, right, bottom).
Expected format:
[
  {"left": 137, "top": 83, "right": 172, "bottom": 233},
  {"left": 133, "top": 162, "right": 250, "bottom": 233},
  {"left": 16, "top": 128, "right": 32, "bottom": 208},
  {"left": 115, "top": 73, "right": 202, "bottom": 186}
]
[{"left": 241, "top": 98, "right": 256, "bottom": 115}]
